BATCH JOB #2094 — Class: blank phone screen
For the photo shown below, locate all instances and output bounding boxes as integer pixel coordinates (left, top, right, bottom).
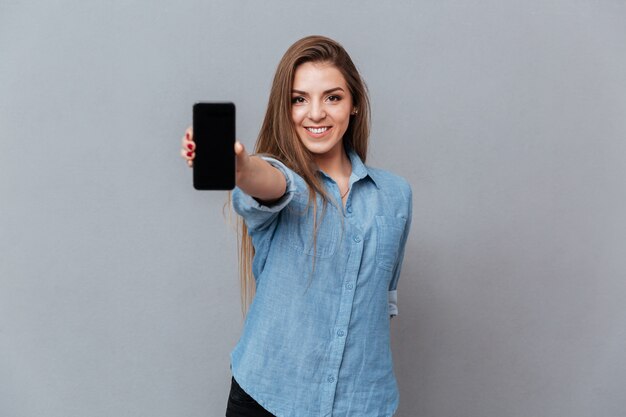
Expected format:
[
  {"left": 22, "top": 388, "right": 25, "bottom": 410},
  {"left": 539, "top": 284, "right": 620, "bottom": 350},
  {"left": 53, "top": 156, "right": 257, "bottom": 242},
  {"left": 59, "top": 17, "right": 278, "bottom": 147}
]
[{"left": 193, "top": 102, "right": 235, "bottom": 190}]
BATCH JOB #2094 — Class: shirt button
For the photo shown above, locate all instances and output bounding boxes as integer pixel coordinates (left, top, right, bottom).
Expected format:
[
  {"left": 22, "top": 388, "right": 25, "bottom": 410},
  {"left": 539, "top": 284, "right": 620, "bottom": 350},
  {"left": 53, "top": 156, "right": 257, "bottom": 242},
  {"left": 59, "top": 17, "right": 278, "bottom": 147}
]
[
  {"left": 327, "top": 376, "right": 335, "bottom": 383},
  {"left": 337, "top": 330, "right": 345, "bottom": 337},
  {"left": 353, "top": 236, "right": 361, "bottom": 243},
  {"left": 346, "top": 283, "right": 353, "bottom": 290}
]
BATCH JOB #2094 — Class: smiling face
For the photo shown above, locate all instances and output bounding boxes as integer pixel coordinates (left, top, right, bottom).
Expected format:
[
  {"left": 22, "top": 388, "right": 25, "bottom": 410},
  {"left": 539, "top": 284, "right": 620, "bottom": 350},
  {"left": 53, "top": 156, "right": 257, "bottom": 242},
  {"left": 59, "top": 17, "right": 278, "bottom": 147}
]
[{"left": 291, "top": 61, "right": 355, "bottom": 160}]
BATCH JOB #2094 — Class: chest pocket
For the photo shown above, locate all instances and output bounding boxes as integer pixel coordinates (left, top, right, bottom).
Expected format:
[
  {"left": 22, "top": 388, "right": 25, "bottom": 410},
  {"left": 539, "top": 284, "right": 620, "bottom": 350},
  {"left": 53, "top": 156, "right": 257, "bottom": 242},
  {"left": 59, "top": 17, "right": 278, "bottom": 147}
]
[
  {"left": 279, "top": 204, "right": 339, "bottom": 258},
  {"left": 375, "top": 215, "right": 407, "bottom": 271}
]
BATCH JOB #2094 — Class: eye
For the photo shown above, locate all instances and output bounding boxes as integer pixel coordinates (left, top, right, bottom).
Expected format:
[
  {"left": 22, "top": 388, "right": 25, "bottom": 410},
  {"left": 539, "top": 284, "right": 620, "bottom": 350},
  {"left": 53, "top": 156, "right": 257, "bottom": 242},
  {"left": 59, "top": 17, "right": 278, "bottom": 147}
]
[
  {"left": 291, "top": 96, "right": 305, "bottom": 104},
  {"left": 327, "top": 95, "right": 342, "bottom": 102}
]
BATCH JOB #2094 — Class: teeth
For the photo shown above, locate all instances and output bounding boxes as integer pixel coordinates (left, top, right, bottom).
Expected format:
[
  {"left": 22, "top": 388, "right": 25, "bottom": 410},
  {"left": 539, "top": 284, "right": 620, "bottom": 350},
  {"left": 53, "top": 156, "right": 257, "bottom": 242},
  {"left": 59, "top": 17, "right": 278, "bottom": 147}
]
[{"left": 307, "top": 127, "right": 329, "bottom": 134}]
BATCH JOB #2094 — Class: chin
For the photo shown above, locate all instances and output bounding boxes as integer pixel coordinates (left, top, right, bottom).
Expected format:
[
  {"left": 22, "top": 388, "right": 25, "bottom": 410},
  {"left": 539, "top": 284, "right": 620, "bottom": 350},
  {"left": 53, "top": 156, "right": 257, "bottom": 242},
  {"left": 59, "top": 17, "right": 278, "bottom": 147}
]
[
  {"left": 301, "top": 140, "right": 341, "bottom": 156},
  {"left": 298, "top": 134, "right": 343, "bottom": 156}
]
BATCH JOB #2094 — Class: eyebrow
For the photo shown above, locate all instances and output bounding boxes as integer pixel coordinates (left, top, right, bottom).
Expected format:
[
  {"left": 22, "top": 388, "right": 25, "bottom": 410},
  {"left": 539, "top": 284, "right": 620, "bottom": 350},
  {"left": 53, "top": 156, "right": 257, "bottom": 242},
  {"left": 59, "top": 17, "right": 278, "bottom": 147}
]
[{"left": 291, "top": 87, "right": 345, "bottom": 95}]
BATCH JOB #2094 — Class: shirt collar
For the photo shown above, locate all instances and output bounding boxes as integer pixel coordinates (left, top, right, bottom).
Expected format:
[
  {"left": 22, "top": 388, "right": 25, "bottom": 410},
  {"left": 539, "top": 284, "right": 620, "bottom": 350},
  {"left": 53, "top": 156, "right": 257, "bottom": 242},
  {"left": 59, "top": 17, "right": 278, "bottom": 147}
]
[
  {"left": 347, "top": 147, "right": 378, "bottom": 188},
  {"left": 318, "top": 146, "right": 379, "bottom": 189}
]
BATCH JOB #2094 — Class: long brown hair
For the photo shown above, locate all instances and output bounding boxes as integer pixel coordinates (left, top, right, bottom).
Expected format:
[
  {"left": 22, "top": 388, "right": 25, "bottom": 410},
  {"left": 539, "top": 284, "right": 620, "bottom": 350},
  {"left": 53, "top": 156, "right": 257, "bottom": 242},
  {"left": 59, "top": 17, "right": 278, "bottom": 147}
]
[{"left": 235, "top": 35, "right": 371, "bottom": 318}]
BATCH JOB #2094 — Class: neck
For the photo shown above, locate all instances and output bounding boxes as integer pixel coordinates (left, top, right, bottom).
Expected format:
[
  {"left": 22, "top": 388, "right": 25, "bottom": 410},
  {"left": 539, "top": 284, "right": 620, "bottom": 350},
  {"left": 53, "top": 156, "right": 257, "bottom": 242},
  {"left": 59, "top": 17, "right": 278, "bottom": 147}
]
[{"left": 314, "top": 145, "right": 352, "bottom": 181}]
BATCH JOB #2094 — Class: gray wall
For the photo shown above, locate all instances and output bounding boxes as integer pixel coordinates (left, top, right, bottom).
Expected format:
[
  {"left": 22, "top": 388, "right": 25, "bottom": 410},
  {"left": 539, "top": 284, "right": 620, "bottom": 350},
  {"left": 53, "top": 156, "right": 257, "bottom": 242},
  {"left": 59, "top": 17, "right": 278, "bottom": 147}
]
[{"left": 1, "top": 1, "right": 625, "bottom": 416}]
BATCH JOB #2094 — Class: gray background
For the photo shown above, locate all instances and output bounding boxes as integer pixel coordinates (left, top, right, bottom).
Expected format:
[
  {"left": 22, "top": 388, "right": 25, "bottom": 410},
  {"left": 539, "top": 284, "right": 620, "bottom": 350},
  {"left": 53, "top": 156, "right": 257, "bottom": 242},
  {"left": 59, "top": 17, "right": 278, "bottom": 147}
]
[{"left": 1, "top": 1, "right": 625, "bottom": 416}]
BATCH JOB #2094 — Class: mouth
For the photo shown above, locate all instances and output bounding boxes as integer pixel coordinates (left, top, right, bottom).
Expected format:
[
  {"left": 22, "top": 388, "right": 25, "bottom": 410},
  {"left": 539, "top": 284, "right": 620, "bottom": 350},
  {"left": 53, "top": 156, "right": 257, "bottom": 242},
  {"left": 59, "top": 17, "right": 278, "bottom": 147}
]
[{"left": 305, "top": 126, "right": 331, "bottom": 134}]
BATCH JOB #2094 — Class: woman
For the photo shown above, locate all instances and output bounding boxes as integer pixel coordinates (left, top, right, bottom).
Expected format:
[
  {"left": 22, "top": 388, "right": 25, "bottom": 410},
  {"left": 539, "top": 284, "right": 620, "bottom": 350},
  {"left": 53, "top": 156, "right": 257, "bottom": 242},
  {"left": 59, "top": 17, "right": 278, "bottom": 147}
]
[{"left": 180, "top": 35, "right": 412, "bottom": 417}]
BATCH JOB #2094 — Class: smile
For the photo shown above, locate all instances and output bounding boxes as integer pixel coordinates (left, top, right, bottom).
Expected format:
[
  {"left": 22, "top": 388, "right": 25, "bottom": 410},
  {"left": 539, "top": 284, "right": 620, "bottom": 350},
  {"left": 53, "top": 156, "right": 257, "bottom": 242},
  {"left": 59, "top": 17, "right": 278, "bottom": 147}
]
[{"left": 306, "top": 126, "right": 330, "bottom": 134}]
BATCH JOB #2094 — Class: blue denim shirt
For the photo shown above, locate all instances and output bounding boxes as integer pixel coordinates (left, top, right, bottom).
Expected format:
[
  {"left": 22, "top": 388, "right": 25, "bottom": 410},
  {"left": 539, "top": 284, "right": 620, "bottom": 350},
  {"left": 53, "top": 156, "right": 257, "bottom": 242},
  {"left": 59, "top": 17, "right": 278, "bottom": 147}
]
[{"left": 230, "top": 147, "right": 412, "bottom": 417}]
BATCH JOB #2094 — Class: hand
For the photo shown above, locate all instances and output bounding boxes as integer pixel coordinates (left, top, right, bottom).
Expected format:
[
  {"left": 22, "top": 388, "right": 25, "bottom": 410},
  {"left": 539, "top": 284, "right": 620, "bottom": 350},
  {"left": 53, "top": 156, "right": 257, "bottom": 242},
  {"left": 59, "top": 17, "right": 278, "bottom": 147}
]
[
  {"left": 180, "top": 126, "right": 250, "bottom": 185},
  {"left": 180, "top": 126, "right": 195, "bottom": 167}
]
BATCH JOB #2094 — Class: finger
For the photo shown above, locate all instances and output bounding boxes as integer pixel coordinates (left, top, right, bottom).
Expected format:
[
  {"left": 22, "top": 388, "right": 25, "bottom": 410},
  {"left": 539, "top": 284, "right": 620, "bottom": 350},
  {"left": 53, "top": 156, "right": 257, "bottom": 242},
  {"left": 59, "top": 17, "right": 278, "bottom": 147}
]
[
  {"left": 182, "top": 135, "right": 195, "bottom": 149},
  {"left": 187, "top": 159, "right": 193, "bottom": 168},
  {"left": 180, "top": 148, "right": 195, "bottom": 160},
  {"left": 234, "top": 141, "right": 251, "bottom": 175},
  {"left": 183, "top": 139, "right": 194, "bottom": 151},
  {"left": 181, "top": 135, "right": 189, "bottom": 148},
  {"left": 235, "top": 141, "right": 249, "bottom": 165}
]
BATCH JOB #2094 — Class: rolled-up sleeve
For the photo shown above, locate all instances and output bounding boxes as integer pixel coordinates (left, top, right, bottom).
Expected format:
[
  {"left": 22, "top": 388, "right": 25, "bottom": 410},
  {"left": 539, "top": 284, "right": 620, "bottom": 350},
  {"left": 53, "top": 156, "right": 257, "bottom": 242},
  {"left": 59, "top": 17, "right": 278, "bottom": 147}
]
[
  {"left": 388, "top": 183, "right": 413, "bottom": 318},
  {"left": 231, "top": 156, "right": 297, "bottom": 234}
]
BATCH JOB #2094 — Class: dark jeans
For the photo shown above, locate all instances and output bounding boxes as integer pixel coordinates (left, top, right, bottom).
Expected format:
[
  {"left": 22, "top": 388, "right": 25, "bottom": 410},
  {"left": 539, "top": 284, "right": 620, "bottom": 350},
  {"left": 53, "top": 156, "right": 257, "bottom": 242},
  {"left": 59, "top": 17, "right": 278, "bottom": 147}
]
[{"left": 225, "top": 376, "right": 276, "bottom": 417}]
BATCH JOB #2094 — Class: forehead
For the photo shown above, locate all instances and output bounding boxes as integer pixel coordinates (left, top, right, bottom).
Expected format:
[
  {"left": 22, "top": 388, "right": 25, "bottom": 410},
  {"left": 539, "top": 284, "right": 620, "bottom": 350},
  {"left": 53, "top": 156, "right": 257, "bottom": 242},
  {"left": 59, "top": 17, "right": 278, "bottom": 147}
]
[{"left": 292, "top": 62, "right": 348, "bottom": 91}]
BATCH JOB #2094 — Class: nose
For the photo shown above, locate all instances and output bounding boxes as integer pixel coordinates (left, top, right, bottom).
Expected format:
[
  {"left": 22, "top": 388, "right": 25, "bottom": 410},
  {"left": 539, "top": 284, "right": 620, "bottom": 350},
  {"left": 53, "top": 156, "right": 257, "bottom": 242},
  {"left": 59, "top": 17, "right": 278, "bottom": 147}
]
[{"left": 307, "top": 101, "right": 326, "bottom": 121}]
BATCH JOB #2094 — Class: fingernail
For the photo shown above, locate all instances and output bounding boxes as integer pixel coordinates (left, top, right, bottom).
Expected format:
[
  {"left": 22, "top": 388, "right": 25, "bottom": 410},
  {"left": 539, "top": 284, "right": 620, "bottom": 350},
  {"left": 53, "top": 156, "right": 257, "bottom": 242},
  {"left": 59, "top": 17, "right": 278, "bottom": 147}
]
[
  {"left": 187, "top": 144, "right": 193, "bottom": 150},
  {"left": 187, "top": 151, "right": 192, "bottom": 157}
]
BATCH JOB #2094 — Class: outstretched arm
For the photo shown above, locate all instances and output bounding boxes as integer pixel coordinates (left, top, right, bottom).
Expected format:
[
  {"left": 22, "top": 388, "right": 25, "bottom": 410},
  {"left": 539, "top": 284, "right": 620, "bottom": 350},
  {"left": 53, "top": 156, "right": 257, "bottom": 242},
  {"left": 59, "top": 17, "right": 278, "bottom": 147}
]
[{"left": 180, "top": 126, "right": 286, "bottom": 203}]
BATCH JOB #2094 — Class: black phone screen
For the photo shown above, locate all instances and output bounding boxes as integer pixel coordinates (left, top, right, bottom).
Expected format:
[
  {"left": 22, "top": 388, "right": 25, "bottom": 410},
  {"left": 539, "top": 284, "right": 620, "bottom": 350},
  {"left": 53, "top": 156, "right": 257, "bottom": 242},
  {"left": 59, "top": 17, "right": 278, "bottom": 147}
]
[{"left": 192, "top": 102, "right": 235, "bottom": 190}]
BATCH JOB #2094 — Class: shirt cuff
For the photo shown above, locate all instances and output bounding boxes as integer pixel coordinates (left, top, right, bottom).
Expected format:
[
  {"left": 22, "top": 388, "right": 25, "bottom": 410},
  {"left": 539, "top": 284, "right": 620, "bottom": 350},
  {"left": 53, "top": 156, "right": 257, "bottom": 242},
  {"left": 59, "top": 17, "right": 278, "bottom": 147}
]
[
  {"left": 239, "top": 156, "right": 296, "bottom": 213},
  {"left": 388, "top": 290, "right": 398, "bottom": 317}
]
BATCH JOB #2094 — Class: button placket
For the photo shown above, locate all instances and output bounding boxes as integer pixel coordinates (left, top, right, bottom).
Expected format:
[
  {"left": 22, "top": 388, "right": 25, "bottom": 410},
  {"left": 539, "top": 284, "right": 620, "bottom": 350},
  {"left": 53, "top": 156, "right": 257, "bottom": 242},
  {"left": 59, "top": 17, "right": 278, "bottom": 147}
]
[{"left": 320, "top": 222, "right": 364, "bottom": 416}]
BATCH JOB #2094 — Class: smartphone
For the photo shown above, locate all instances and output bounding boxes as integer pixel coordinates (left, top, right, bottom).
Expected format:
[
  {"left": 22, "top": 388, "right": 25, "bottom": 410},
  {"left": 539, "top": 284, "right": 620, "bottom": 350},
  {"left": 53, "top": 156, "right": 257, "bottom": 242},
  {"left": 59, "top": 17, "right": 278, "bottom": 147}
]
[{"left": 192, "top": 102, "right": 235, "bottom": 190}]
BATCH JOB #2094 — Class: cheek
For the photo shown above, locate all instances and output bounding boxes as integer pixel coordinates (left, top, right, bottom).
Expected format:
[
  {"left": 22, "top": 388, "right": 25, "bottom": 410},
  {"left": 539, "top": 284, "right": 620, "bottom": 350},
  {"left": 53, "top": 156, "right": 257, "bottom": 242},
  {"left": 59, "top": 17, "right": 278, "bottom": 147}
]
[
  {"left": 292, "top": 107, "right": 307, "bottom": 125},
  {"left": 331, "top": 106, "right": 351, "bottom": 125}
]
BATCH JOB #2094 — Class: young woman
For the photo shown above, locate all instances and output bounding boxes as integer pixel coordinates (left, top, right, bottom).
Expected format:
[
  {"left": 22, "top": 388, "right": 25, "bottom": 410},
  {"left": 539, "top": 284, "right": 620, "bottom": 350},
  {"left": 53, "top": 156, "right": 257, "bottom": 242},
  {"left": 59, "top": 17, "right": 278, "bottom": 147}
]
[{"left": 180, "top": 35, "right": 412, "bottom": 417}]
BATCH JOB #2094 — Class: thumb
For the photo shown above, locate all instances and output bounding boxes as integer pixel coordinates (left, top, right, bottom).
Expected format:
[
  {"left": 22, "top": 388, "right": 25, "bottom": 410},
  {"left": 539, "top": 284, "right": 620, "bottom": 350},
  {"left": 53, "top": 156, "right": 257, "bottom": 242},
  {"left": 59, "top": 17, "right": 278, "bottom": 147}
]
[
  {"left": 234, "top": 141, "right": 245, "bottom": 155},
  {"left": 235, "top": 141, "right": 250, "bottom": 171}
]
